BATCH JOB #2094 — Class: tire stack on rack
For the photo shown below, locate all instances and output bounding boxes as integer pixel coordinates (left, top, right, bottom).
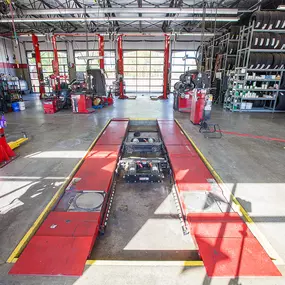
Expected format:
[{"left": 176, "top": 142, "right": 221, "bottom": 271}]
[
  {"left": 250, "top": 11, "right": 285, "bottom": 30},
  {"left": 250, "top": 11, "right": 285, "bottom": 110},
  {"left": 249, "top": 53, "right": 285, "bottom": 69}
]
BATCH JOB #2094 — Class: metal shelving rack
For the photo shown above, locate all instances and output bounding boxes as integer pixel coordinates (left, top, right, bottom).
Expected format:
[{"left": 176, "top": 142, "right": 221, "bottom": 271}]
[
  {"left": 206, "top": 33, "right": 239, "bottom": 105},
  {"left": 224, "top": 24, "right": 285, "bottom": 113}
]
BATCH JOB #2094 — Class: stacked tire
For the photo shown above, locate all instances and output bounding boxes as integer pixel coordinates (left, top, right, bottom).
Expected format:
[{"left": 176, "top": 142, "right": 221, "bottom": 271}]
[
  {"left": 251, "top": 32, "right": 285, "bottom": 49},
  {"left": 250, "top": 11, "right": 285, "bottom": 29},
  {"left": 248, "top": 53, "right": 285, "bottom": 69}
]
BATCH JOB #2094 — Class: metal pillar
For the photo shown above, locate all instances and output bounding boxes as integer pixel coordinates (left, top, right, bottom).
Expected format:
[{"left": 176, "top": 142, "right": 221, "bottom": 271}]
[
  {"left": 31, "top": 34, "right": 45, "bottom": 99},
  {"left": 117, "top": 35, "right": 128, "bottom": 99},
  {"left": 159, "top": 34, "right": 170, "bottom": 100},
  {"left": 98, "top": 35, "right": 104, "bottom": 70},
  {"left": 51, "top": 35, "right": 60, "bottom": 90}
]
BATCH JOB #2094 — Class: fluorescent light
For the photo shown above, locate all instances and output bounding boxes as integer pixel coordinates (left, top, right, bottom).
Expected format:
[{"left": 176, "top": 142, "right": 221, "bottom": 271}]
[
  {"left": 277, "top": 5, "right": 285, "bottom": 10},
  {"left": 15, "top": 8, "right": 239, "bottom": 16},
  {"left": 0, "top": 16, "right": 239, "bottom": 23}
]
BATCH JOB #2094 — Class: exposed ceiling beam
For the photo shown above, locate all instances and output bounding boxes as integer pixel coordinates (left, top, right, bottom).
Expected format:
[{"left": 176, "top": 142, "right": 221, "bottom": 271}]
[
  {"left": 0, "top": 17, "right": 239, "bottom": 23},
  {"left": 17, "top": 32, "right": 217, "bottom": 37}
]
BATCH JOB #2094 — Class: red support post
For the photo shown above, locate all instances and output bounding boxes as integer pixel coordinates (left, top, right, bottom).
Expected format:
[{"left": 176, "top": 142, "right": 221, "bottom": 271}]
[
  {"left": 32, "top": 34, "right": 45, "bottom": 99},
  {"left": 159, "top": 34, "right": 170, "bottom": 100},
  {"left": 51, "top": 35, "right": 61, "bottom": 90},
  {"left": 117, "top": 35, "right": 128, "bottom": 99},
  {"left": 98, "top": 35, "right": 104, "bottom": 70}
]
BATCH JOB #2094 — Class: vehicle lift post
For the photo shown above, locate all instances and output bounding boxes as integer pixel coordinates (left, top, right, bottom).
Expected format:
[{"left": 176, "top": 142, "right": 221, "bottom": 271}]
[
  {"left": 31, "top": 34, "right": 45, "bottom": 99},
  {"left": 117, "top": 35, "right": 128, "bottom": 99},
  {"left": 51, "top": 35, "right": 61, "bottom": 91},
  {"left": 159, "top": 34, "right": 170, "bottom": 100},
  {"left": 98, "top": 35, "right": 104, "bottom": 70}
]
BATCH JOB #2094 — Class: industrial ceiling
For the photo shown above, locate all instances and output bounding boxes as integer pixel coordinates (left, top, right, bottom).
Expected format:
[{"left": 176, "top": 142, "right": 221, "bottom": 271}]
[{"left": 0, "top": 0, "right": 283, "bottom": 35}]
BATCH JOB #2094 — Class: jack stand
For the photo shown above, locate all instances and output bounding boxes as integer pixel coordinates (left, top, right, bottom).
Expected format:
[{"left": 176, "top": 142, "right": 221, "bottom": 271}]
[{"left": 199, "top": 120, "right": 222, "bottom": 139}]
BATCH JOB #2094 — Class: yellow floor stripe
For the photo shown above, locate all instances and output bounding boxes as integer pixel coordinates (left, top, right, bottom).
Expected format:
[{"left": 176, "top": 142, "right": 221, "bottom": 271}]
[
  {"left": 174, "top": 119, "right": 253, "bottom": 224},
  {"left": 85, "top": 260, "right": 204, "bottom": 266},
  {"left": 6, "top": 119, "right": 112, "bottom": 263},
  {"left": 10, "top": 258, "right": 203, "bottom": 267}
]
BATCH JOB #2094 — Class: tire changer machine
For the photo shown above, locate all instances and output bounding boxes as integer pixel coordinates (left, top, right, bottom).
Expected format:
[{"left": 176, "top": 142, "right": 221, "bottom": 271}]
[
  {"left": 174, "top": 70, "right": 221, "bottom": 137},
  {"left": 71, "top": 65, "right": 113, "bottom": 113}
]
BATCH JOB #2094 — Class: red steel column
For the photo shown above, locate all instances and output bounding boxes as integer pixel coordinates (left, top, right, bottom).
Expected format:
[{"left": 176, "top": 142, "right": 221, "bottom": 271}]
[
  {"left": 160, "top": 34, "right": 170, "bottom": 100},
  {"left": 51, "top": 35, "right": 60, "bottom": 90},
  {"left": 117, "top": 35, "right": 128, "bottom": 99},
  {"left": 98, "top": 35, "right": 104, "bottom": 70},
  {"left": 32, "top": 34, "right": 45, "bottom": 99}
]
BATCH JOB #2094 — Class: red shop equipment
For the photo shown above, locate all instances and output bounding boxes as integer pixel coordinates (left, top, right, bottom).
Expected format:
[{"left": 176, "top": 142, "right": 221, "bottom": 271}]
[
  {"left": 0, "top": 114, "right": 16, "bottom": 167},
  {"left": 71, "top": 93, "right": 95, "bottom": 114},
  {"left": 177, "top": 91, "right": 193, "bottom": 112},
  {"left": 190, "top": 89, "right": 207, "bottom": 125},
  {"left": 43, "top": 97, "right": 60, "bottom": 114}
]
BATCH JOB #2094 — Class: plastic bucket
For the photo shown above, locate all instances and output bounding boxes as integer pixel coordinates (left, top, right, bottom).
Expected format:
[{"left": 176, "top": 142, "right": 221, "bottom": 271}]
[
  {"left": 11, "top": 102, "right": 20, "bottom": 112},
  {"left": 19, "top": 101, "right": 25, "bottom": 110}
]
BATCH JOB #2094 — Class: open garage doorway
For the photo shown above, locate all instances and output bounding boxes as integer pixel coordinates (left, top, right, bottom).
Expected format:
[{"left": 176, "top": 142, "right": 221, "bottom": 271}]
[{"left": 123, "top": 50, "right": 164, "bottom": 96}]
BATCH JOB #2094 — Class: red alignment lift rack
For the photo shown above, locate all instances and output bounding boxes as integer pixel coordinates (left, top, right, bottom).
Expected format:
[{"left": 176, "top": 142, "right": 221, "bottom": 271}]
[
  {"left": 157, "top": 120, "right": 281, "bottom": 277},
  {"left": 31, "top": 34, "right": 45, "bottom": 99},
  {"left": 9, "top": 119, "right": 129, "bottom": 276}
]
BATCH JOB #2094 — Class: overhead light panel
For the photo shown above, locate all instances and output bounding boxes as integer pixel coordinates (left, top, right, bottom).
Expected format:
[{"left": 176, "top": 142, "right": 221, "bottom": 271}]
[
  {"left": 277, "top": 5, "right": 285, "bottom": 10},
  {"left": 9, "top": 8, "right": 239, "bottom": 16}
]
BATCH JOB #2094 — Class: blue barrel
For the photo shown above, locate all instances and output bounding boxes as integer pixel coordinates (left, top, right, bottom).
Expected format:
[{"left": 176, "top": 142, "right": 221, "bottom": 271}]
[{"left": 11, "top": 102, "right": 20, "bottom": 112}]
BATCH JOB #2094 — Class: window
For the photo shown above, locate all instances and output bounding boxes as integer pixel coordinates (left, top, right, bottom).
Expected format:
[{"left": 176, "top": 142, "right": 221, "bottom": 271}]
[
  {"left": 74, "top": 50, "right": 116, "bottom": 86},
  {"left": 171, "top": 51, "right": 197, "bottom": 91},
  {"left": 123, "top": 50, "right": 164, "bottom": 93},
  {"left": 27, "top": 51, "right": 68, "bottom": 93}
]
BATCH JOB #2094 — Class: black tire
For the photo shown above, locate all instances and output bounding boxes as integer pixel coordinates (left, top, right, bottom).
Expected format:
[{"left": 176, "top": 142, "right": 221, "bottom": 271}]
[
  {"left": 270, "top": 33, "right": 277, "bottom": 49},
  {"left": 179, "top": 74, "right": 186, "bottom": 82},
  {"left": 273, "top": 33, "right": 281, "bottom": 49},
  {"left": 268, "top": 11, "right": 277, "bottom": 29},
  {"left": 250, "top": 11, "right": 265, "bottom": 29},
  {"left": 230, "top": 26, "right": 240, "bottom": 39},
  {"left": 258, "top": 32, "right": 266, "bottom": 48},
  {"left": 263, "top": 32, "right": 271, "bottom": 49},
  {"left": 228, "top": 42, "right": 238, "bottom": 54},
  {"left": 227, "top": 58, "right": 236, "bottom": 70},
  {"left": 280, "top": 54, "right": 285, "bottom": 69},
  {"left": 274, "top": 12, "right": 283, "bottom": 29},
  {"left": 251, "top": 32, "right": 259, "bottom": 49},
  {"left": 280, "top": 34, "right": 285, "bottom": 49},
  {"left": 249, "top": 53, "right": 258, "bottom": 69},
  {"left": 174, "top": 82, "right": 182, "bottom": 91},
  {"left": 265, "top": 53, "right": 273, "bottom": 69},
  {"left": 272, "top": 53, "right": 282, "bottom": 69},
  {"left": 281, "top": 12, "right": 285, "bottom": 29},
  {"left": 262, "top": 11, "right": 271, "bottom": 29}
]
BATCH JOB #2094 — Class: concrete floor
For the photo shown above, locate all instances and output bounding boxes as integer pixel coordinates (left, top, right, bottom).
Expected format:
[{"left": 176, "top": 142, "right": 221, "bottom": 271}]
[
  {"left": 0, "top": 94, "right": 285, "bottom": 284},
  {"left": 91, "top": 180, "right": 199, "bottom": 261}
]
